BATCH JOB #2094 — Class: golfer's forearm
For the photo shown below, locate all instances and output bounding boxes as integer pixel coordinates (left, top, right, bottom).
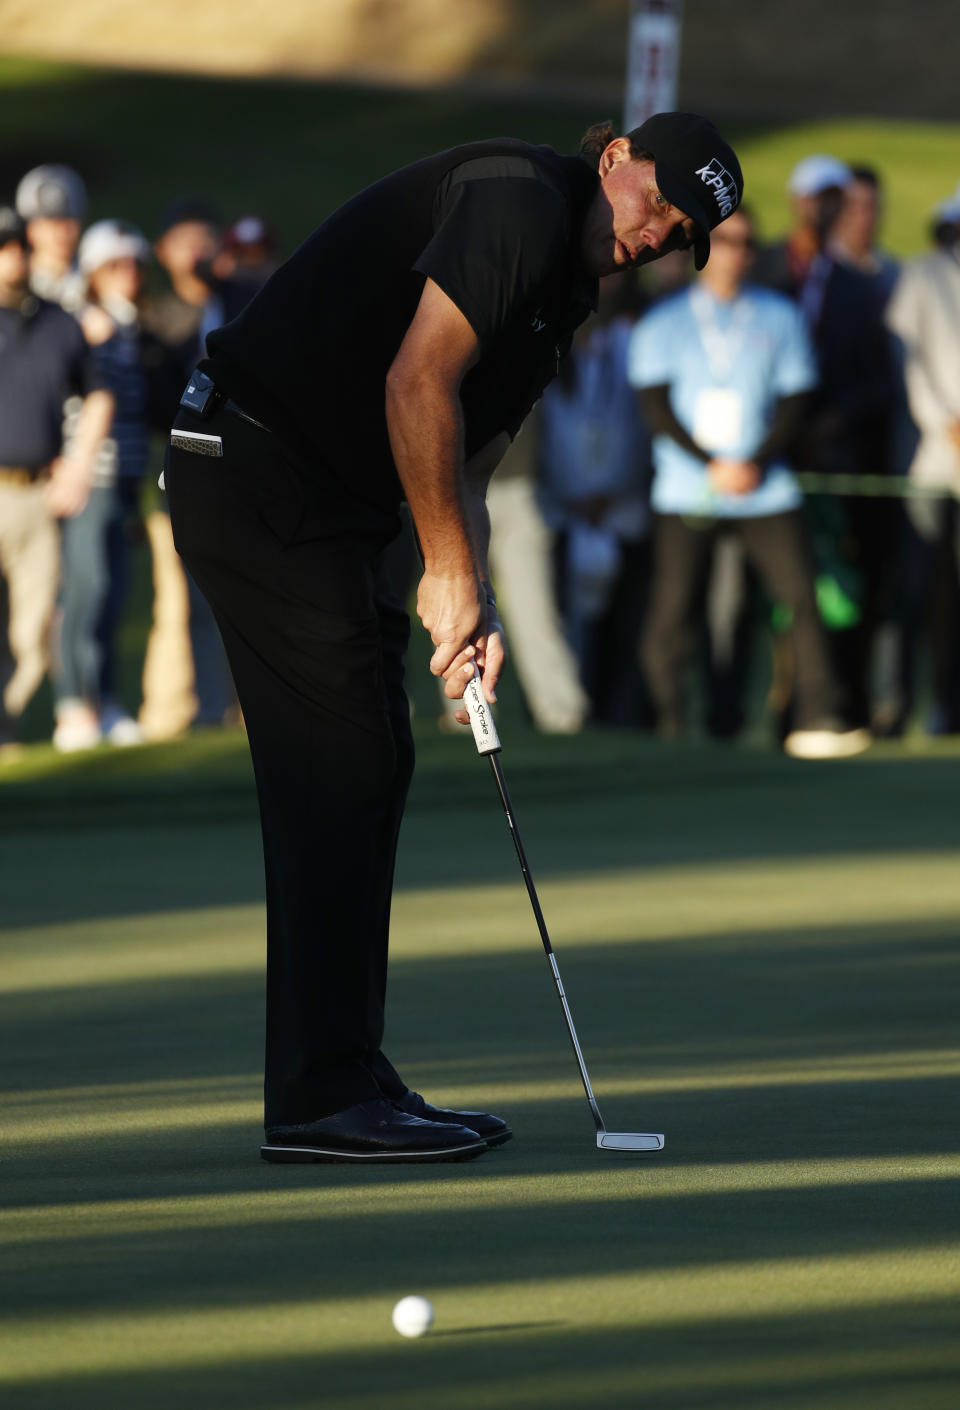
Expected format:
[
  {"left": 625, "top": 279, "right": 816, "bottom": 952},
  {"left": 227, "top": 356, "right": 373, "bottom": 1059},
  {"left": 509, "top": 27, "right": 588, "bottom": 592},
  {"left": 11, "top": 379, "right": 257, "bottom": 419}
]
[
  {"left": 463, "top": 432, "right": 510, "bottom": 585},
  {"left": 386, "top": 375, "right": 474, "bottom": 576},
  {"left": 464, "top": 489, "right": 492, "bottom": 584}
]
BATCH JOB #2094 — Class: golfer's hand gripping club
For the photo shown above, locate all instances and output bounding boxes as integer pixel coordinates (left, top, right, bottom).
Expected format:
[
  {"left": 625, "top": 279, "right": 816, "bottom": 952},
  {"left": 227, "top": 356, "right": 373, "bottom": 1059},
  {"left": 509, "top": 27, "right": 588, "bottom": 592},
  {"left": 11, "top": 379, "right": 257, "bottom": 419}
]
[{"left": 463, "top": 666, "right": 501, "bottom": 755}]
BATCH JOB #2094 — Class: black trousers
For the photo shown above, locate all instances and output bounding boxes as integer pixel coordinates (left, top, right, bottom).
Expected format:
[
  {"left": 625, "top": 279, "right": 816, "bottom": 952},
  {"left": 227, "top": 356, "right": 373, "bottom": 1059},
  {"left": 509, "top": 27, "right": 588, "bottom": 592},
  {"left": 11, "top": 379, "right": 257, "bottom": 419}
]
[
  {"left": 804, "top": 490, "right": 899, "bottom": 730},
  {"left": 886, "top": 495, "right": 960, "bottom": 732},
  {"left": 166, "top": 404, "right": 413, "bottom": 1126},
  {"left": 641, "top": 509, "right": 838, "bottom": 733}
]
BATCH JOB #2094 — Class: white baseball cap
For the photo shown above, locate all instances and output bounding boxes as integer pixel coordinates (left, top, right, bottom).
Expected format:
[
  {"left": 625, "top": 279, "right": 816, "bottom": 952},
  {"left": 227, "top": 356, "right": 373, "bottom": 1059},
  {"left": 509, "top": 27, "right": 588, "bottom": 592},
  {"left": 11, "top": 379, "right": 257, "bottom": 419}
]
[
  {"left": 78, "top": 219, "right": 151, "bottom": 275},
  {"left": 16, "top": 164, "right": 88, "bottom": 220},
  {"left": 788, "top": 155, "right": 854, "bottom": 198}
]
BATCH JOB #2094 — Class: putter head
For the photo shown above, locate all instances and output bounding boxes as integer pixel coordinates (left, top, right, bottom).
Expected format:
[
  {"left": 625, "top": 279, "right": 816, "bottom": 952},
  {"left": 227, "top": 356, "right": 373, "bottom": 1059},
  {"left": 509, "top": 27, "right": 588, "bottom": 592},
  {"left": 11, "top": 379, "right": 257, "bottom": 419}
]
[{"left": 597, "top": 1131, "right": 665, "bottom": 1152}]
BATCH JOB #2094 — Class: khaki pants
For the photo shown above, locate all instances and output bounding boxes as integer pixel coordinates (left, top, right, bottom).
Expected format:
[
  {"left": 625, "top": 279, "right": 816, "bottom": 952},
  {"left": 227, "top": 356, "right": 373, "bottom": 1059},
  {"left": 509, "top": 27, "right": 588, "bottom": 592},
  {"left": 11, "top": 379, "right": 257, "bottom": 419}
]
[
  {"left": 0, "top": 481, "right": 59, "bottom": 738},
  {"left": 487, "top": 477, "right": 588, "bottom": 733},
  {"left": 138, "top": 509, "right": 197, "bottom": 740}
]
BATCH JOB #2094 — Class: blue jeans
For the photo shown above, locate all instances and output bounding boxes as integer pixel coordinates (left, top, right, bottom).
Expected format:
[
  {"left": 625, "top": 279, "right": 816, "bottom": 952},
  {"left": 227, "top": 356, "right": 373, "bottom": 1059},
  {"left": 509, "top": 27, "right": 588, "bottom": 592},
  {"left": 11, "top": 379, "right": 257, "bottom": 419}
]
[{"left": 55, "top": 479, "right": 140, "bottom": 707}]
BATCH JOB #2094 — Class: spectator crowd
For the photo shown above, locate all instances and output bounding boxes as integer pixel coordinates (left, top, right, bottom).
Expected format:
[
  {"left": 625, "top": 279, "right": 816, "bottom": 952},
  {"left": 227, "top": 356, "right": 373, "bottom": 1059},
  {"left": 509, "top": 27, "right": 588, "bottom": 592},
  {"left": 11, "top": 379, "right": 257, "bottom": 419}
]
[
  {"left": 2, "top": 149, "right": 960, "bottom": 761},
  {"left": 493, "top": 150, "right": 960, "bottom": 757},
  {"left": 0, "top": 164, "right": 276, "bottom": 757}
]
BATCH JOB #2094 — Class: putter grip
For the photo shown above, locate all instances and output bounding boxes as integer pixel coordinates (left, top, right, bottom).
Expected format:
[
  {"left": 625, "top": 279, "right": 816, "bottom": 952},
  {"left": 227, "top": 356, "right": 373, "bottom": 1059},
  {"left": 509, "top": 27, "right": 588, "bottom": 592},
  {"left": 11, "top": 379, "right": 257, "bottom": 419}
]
[{"left": 464, "top": 668, "right": 501, "bottom": 755}]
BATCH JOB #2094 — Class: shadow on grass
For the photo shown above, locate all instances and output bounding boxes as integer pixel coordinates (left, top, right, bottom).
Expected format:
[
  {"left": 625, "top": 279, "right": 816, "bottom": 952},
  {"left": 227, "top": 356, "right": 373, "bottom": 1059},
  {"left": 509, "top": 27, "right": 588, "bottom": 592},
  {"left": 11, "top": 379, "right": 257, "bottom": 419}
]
[
  {"left": 5, "top": 1122, "right": 960, "bottom": 1315},
  {"left": 429, "top": 1319, "right": 562, "bottom": 1336},
  {"left": 3, "top": 916, "right": 958, "bottom": 1292},
  {"left": 3, "top": 1301, "right": 959, "bottom": 1410},
  {"left": 3, "top": 914, "right": 958, "bottom": 1098},
  {"left": 5, "top": 939, "right": 960, "bottom": 1093},
  {"left": 5, "top": 735, "right": 960, "bottom": 927}
]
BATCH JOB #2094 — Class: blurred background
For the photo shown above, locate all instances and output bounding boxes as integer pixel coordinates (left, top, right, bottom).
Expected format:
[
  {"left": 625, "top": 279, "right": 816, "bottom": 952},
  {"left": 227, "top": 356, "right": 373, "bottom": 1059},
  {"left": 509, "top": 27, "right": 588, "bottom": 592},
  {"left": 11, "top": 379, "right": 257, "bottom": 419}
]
[{"left": 1, "top": 0, "right": 959, "bottom": 755}]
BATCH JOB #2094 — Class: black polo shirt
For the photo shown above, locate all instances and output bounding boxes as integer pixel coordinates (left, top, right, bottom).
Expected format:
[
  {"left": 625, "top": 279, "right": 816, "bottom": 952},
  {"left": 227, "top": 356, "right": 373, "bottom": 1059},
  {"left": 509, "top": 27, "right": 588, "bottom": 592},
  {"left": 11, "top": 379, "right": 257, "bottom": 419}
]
[
  {"left": 204, "top": 139, "right": 599, "bottom": 509},
  {"left": 0, "top": 296, "right": 103, "bottom": 469}
]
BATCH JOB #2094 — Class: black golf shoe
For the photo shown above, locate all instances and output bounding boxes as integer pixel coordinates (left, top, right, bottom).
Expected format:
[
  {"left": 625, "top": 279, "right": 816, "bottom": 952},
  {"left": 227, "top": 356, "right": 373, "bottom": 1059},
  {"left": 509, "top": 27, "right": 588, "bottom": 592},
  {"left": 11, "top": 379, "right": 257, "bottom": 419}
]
[
  {"left": 260, "top": 1098, "right": 488, "bottom": 1164},
  {"left": 396, "top": 1090, "right": 513, "bottom": 1147}
]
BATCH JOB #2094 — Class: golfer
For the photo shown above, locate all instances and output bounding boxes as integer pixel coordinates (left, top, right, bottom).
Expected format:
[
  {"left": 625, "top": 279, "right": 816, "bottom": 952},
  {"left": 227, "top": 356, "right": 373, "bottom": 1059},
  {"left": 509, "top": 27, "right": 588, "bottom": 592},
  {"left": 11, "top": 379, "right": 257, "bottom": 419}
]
[{"left": 165, "top": 112, "right": 743, "bottom": 1164}]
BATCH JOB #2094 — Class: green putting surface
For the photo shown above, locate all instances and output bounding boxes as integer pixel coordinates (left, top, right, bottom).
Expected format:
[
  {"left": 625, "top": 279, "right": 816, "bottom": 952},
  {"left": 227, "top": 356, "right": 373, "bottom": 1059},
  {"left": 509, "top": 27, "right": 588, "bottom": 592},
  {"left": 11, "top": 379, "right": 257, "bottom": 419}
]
[{"left": 2, "top": 729, "right": 959, "bottom": 1408}]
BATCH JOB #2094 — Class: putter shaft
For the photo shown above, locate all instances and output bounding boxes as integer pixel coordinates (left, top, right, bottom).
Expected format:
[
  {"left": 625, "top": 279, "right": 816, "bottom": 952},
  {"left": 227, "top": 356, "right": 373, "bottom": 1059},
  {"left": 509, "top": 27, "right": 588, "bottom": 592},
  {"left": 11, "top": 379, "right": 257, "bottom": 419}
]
[
  {"left": 484, "top": 749, "right": 605, "bottom": 1133},
  {"left": 462, "top": 671, "right": 663, "bottom": 1151}
]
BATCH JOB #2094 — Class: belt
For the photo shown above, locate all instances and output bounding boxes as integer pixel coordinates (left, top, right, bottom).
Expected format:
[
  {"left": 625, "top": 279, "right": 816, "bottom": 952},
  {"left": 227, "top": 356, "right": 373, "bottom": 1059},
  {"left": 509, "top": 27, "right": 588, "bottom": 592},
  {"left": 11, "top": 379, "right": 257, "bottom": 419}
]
[{"left": 0, "top": 465, "right": 47, "bottom": 487}]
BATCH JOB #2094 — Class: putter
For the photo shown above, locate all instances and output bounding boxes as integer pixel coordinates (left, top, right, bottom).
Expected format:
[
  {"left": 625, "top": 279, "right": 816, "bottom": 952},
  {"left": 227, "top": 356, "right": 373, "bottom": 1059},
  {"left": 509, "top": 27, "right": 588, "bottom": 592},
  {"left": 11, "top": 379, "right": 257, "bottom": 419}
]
[{"left": 463, "top": 668, "right": 664, "bottom": 1153}]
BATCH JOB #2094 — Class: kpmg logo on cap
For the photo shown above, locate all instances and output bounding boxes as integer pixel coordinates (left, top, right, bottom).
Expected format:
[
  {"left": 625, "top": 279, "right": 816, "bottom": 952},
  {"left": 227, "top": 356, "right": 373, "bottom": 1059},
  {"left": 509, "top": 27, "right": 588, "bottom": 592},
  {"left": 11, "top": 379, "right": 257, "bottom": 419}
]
[{"left": 695, "top": 158, "right": 739, "bottom": 219}]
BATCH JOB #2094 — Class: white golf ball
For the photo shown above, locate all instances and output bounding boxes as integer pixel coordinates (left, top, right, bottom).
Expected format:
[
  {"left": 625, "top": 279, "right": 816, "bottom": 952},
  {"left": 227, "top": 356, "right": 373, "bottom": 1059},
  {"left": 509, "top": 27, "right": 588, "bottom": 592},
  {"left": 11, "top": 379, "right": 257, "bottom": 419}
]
[{"left": 392, "top": 1295, "right": 434, "bottom": 1338}]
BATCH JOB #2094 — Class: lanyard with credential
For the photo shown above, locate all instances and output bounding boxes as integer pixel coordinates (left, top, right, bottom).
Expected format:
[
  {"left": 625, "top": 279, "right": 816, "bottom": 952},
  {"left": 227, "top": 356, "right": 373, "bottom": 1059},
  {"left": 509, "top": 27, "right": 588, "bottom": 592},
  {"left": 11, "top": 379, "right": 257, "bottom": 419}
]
[
  {"left": 688, "top": 286, "right": 753, "bottom": 384},
  {"left": 687, "top": 288, "right": 753, "bottom": 514}
]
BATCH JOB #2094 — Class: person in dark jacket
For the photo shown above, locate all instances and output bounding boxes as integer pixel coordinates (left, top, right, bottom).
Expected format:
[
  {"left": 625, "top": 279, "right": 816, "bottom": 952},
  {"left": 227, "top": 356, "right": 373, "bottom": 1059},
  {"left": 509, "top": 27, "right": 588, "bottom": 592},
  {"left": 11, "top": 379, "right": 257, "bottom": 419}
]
[{"left": 755, "top": 155, "right": 891, "bottom": 730}]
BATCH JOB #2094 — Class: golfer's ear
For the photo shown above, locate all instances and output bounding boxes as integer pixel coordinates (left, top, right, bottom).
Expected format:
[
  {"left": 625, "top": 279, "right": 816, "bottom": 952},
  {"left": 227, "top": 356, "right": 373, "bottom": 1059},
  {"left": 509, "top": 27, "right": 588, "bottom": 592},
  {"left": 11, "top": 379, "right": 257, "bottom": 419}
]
[
  {"left": 387, "top": 277, "right": 480, "bottom": 391},
  {"left": 599, "top": 137, "right": 633, "bottom": 176}
]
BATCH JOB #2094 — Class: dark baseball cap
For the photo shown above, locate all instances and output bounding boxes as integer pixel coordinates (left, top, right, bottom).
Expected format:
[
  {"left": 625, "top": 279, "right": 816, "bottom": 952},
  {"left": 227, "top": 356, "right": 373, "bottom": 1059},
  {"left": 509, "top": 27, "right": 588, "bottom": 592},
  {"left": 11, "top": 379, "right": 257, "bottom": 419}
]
[
  {"left": 0, "top": 205, "right": 28, "bottom": 247},
  {"left": 157, "top": 196, "right": 223, "bottom": 238},
  {"left": 626, "top": 112, "right": 744, "bottom": 269}
]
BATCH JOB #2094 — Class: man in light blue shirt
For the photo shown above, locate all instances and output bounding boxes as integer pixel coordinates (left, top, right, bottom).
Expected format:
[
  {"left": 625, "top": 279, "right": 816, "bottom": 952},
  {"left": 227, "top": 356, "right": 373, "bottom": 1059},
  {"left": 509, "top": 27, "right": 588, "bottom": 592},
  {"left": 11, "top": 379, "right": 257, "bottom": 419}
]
[{"left": 628, "top": 205, "right": 869, "bottom": 757}]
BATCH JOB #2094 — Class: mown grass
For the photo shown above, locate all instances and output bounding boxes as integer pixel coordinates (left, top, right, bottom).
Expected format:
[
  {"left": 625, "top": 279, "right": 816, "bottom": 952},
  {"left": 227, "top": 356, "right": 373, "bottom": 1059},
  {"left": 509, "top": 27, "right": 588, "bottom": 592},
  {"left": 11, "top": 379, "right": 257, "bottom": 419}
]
[{"left": 2, "top": 731, "right": 959, "bottom": 1408}]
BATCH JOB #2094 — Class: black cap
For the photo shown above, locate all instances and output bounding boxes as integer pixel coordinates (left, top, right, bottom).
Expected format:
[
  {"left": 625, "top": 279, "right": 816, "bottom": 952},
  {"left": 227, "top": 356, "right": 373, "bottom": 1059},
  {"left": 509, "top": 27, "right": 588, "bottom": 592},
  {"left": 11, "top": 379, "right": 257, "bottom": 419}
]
[
  {"left": 626, "top": 112, "right": 744, "bottom": 270},
  {"left": 0, "top": 205, "right": 28, "bottom": 247},
  {"left": 157, "top": 196, "right": 222, "bottom": 238}
]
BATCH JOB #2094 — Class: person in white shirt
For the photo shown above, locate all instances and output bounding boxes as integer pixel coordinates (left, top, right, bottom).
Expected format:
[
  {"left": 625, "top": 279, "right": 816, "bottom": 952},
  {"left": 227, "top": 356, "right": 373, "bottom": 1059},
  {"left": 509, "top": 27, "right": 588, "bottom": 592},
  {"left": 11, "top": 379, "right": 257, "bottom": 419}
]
[{"left": 883, "top": 198, "right": 960, "bottom": 734}]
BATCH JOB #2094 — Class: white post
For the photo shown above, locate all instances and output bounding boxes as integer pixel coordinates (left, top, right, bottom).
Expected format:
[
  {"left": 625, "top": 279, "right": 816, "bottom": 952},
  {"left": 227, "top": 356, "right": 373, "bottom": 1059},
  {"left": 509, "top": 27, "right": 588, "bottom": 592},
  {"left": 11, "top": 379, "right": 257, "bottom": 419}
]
[{"left": 624, "top": 0, "right": 685, "bottom": 132}]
